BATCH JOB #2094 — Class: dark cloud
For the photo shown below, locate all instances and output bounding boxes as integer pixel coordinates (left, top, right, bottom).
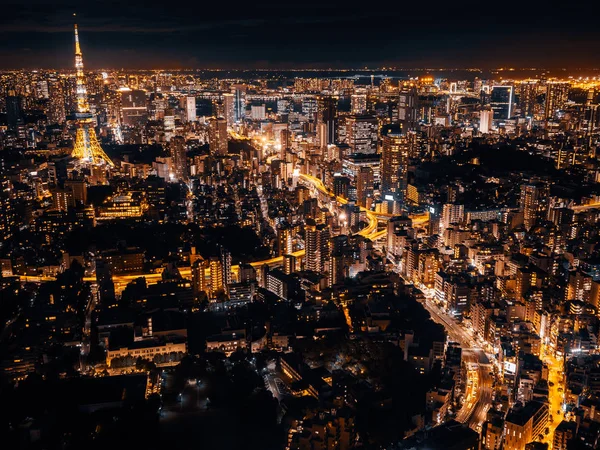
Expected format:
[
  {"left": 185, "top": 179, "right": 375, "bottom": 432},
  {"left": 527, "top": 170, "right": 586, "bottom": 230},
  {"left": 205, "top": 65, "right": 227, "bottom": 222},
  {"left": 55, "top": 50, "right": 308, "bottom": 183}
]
[{"left": 0, "top": 0, "right": 598, "bottom": 69}]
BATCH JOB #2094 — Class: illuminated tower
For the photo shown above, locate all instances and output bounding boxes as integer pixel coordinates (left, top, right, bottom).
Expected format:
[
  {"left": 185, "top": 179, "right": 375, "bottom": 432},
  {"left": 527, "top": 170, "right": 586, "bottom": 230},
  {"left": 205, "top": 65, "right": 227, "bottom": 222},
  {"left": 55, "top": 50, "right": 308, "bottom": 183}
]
[{"left": 71, "top": 22, "right": 114, "bottom": 166}]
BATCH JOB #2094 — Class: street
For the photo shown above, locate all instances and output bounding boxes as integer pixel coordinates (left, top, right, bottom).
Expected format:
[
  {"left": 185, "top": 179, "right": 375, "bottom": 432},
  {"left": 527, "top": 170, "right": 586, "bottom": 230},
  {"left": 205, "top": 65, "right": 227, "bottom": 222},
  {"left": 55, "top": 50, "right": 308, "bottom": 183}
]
[{"left": 421, "top": 297, "right": 495, "bottom": 431}]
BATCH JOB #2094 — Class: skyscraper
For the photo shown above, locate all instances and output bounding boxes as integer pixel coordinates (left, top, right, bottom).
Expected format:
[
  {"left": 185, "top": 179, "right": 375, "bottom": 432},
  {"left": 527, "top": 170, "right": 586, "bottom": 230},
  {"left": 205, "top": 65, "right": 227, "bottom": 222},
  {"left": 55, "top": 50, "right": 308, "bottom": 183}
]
[
  {"left": 490, "top": 85, "right": 514, "bottom": 120},
  {"left": 223, "top": 93, "right": 235, "bottom": 127},
  {"left": 120, "top": 89, "right": 147, "bottom": 126},
  {"left": 185, "top": 96, "right": 196, "bottom": 123},
  {"left": 517, "top": 81, "right": 538, "bottom": 117},
  {"left": 169, "top": 136, "right": 188, "bottom": 181},
  {"left": 277, "top": 224, "right": 293, "bottom": 256},
  {"left": 520, "top": 183, "right": 548, "bottom": 230},
  {"left": 381, "top": 131, "right": 412, "bottom": 203},
  {"left": 346, "top": 115, "right": 378, "bottom": 154},
  {"left": 208, "top": 257, "right": 224, "bottom": 298},
  {"left": 479, "top": 109, "right": 493, "bottom": 134},
  {"left": 5, "top": 95, "right": 24, "bottom": 131},
  {"left": 398, "top": 85, "right": 418, "bottom": 132},
  {"left": 545, "top": 81, "right": 570, "bottom": 119},
  {"left": 351, "top": 94, "right": 367, "bottom": 114},
  {"left": 233, "top": 87, "right": 245, "bottom": 122},
  {"left": 317, "top": 96, "right": 337, "bottom": 145},
  {"left": 70, "top": 23, "right": 113, "bottom": 166},
  {"left": 209, "top": 117, "right": 228, "bottom": 155},
  {"left": 305, "top": 219, "right": 330, "bottom": 273},
  {"left": 47, "top": 79, "right": 66, "bottom": 125}
]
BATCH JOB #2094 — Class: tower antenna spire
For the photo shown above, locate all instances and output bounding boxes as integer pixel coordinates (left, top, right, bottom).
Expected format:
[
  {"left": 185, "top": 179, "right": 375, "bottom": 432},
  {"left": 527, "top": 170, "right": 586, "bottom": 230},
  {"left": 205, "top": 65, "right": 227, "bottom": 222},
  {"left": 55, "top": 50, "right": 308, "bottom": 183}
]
[{"left": 70, "top": 17, "right": 114, "bottom": 167}]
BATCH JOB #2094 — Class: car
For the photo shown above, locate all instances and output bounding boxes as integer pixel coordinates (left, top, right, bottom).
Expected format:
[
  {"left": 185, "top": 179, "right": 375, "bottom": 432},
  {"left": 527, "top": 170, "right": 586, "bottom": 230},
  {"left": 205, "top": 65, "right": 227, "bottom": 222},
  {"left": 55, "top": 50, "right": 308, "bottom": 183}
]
[
  {"left": 549, "top": 381, "right": 554, "bottom": 387},
  {"left": 558, "top": 387, "right": 563, "bottom": 392}
]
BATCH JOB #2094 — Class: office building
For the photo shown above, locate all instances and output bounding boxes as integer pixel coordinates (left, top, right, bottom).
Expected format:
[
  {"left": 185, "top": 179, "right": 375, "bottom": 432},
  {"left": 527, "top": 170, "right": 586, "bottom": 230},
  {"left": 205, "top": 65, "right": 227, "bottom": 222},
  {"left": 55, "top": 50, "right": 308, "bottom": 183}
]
[
  {"left": 491, "top": 85, "right": 514, "bottom": 120},
  {"left": 317, "top": 95, "right": 337, "bottom": 145},
  {"left": 209, "top": 117, "right": 228, "bottom": 155},
  {"left": 251, "top": 104, "right": 266, "bottom": 121},
  {"left": 503, "top": 401, "right": 549, "bottom": 450},
  {"left": 480, "top": 109, "right": 493, "bottom": 133},
  {"left": 120, "top": 89, "right": 147, "bottom": 126},
  {"left": 185, "top": 96, "right": 196, "bottom": 122},
  {"left": 233, "top": 87, "right": 245, "bottom": 122},
  {"left": 545, "top": 82, "right": 570, "bottom": 119},
  {"left": 398, "top": 85, "right": 418, "bottom": 132},
  {"left": 346, "top": 115, "right": 378, "bottom": 154},
  {"left": 6, "top": 95, "right": 24, "bottom": 131}
]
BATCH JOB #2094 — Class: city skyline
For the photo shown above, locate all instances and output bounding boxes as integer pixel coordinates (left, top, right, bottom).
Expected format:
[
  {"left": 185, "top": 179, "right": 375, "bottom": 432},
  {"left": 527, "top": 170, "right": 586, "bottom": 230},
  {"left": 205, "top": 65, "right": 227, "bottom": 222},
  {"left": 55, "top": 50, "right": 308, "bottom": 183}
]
[{"left": 2, "top": 6, "right": 600, "bottom": 450}]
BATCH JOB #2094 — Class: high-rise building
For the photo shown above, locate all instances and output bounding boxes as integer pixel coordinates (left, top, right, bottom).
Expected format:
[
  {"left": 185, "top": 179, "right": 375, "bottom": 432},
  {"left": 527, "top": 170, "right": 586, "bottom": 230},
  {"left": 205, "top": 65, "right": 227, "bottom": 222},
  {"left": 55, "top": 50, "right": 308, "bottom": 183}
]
[
  {"left": 356, "top": 166, "right": 374, "bottom": 208},
  {"left": 520, "top": 183, "right": 548, "bottom": 230},
  {"left": 302, "top": 97, "right": 318, "bottom": 121},
  {"left": 480, "top": 109, "right": 493, "bottom": 134},
  {"left": 70, "top": 24, "right": 113, "bottom": 167},
  {"left": 64, "top": 178, "right": 87, "bottom": 206},
  {"left": 145, "top": 175, "right": 166, "bottom": 220},
  {"left": 332, "top": 176, "right": 350, "bottom": 199},
  {"left": 185, "top": 96, "right": 196, "bottom": 123},
  {"left": 163, "top": 108, "right": 175, "bottom": 139},
  {"left": 5, "top": 95, "right": 24, "bottom": 131},
  {"left": 441, "top": 203, "right": 465, "bottom": 229},
  {"left": 490, "top": 85, "right": 514, "bottom": 120},
  {"left": 398, "top": 85, "right": 418, "bottom": 132},
  {"left": 222, "top": 93, "right": 235, "bottom": 127},
  {"left": 233, "top": 87, "right": 245, "bottom": 122},
  {"left": 544, "top": 82, "right": 570, "bottom": 119},
  {"left": 329, "top": 253, "right": 346, "bottom": 287},
  {"left": 317, "top": 96, "right": 337, "bottom": 145},
  {"left": 209, "top": 117, "right": 228, "bottom": 155},
  {"left": 169, "top": 136, "right": 188, "bottom": 181},
  {"left": 351, "top": 94, "right": 367, "bottom": 114},
  {"left": 208, "top": 257, "right": 224, "bottom": 298},
  {"left": 381, "top": 131, "right": 411, "bottom": 203},
  {"left": 305, "top": 219, "right": 330, "bottom": 273},
  {"left": 251, "top": 104, "right": 266, "bottom": 121},
  {"left": 121, "top": 89, "right": 147, "bottom": 126},
  {"left": 346, "top": 115, "right": 378, "bottom": 154},
  {"left": 192, "top": 258, "right": 208, "bottom": 297},
  {"left": 47, "top": 79, "right": 66, "bottom": 125},
  {"left": 517, "top": 81, "right": 539, "bottom": 118},
  {"left": 277, "top": 224, "right": 293, "bottom": 257}
]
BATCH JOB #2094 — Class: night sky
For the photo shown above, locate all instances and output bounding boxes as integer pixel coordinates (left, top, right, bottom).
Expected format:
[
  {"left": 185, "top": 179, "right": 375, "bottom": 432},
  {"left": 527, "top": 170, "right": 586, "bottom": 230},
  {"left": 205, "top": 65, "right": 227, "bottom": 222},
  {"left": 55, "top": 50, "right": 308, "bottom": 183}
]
[{"left": 1, "top": 0, "right": 599, "bottom": 69}]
